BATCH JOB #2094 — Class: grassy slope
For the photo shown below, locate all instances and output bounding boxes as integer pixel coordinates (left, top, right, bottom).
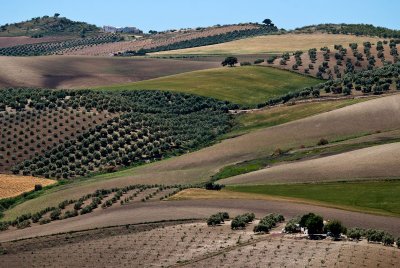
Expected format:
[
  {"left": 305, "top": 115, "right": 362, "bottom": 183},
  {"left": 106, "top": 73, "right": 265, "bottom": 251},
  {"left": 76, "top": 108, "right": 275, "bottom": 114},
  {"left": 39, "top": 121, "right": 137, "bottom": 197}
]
[
  {"left": 151, "top": 34, "right": 382, "bottom": 55},
  {"left": 97, "top": 66, "right": 321, "bottom": 105},
  {"left": 227, "top": 181, "right": 400, "bottom": 217}
]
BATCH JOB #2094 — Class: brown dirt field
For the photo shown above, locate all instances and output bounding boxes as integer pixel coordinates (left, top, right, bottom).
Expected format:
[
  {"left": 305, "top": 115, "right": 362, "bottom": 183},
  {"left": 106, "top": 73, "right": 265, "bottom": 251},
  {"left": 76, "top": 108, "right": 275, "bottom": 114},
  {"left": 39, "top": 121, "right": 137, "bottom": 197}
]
[
  {"left": 0, "top": 56, "right": 219, "bottom": 89},
  {"left": 1, "top": 220, "right": 398, "bottom": 267},
  {"left": 0, "top": 36, "right": 71, "bottom": 48},
  {"left": 0, "top": 107, "right": 117, "bottom": 173},
  {"left": 221, "top": 142, "right": 400, "bottom": 185},
  {"left": 61, "top": 24, "right": 259, "bottom": 56},
  {"left": 2, "top": 199, "right": 400, "bottom": 242},
  {"left": 0, "top": 175, "right": 55, "bottom": 199},
  {"left": 152, "top": 33, "right": 383, "bottom": 55},
  {"left": 5, "top": 94, "right": 400, "bottom": 218}
]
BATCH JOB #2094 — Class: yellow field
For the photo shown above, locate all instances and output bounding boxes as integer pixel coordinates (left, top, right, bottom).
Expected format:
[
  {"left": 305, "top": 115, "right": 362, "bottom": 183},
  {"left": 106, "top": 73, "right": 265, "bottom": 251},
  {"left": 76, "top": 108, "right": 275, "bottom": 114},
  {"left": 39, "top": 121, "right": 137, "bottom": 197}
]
[
  {"left": 0, "top": 175, "right": 56, "bottom": 199},
  {"left": 152, "top": 33, "right": 383, "bottom": 55}
]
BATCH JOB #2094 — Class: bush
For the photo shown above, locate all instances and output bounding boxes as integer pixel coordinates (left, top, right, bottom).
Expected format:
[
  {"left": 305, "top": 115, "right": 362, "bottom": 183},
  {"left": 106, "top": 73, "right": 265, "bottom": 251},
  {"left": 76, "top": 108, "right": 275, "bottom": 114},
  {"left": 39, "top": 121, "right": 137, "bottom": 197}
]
[
  {"left": 382, "top": 233, "right": 395, "bottom": 246},
  {"left": 317, "top": 138, "right": 329, "bottom": 146},
  {"left": 205, "top": 182, "right": 224, "bottom": 191},
  {"left": 39, "top": 218, "right": 51, "bottom": 225},
  {"left": 254, "top": 59, "right": 264, "bottom": 64},
  {"left": 299, "top": 213, "right": 324, "bottom": 234},
  {"left": 324, "top": 219, "right": 346, "bottom": 238},
  {"left": 267, "top": 56, "right": 277, "bottom": 64},
  {"left": 397, "top": 237, "right": 400, "bottom": 248},
  {"left": 240, "top": 62, "right": 252, "bottom": 66},
  {"left": 366, "top": 229, "right": 386, "bottom": 242},
  {"left": 347, "top": 227, "right": 365, "bottom": 240},
  {"left": 231, "top": 213, "right": 255, "bottom": 230},
  {"left": 254, "top": 213, "right": 285, "bottom": 233},
  {"left": 207, "top": 212, "right": 229, "bottom": 226},
  {"left": 50, "top": 208, "right": 61, "bottom": 220},
  {"left": 34, "top": 184, "right": 43, "bottom": 191},
  {"left": 284, "top": 217, "right": 300, "bottom": 233}
]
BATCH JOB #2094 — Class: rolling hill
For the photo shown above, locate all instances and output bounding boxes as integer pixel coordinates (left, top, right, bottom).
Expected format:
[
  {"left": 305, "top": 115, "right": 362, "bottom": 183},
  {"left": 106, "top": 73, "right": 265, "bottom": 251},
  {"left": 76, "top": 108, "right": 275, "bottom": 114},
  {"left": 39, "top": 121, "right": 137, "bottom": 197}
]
[
  {"left": 98, "top": 66, "right": 321, "bottom": 105},
  {"left": 0, "top": 56, "right": 219, "bottom": 88}
]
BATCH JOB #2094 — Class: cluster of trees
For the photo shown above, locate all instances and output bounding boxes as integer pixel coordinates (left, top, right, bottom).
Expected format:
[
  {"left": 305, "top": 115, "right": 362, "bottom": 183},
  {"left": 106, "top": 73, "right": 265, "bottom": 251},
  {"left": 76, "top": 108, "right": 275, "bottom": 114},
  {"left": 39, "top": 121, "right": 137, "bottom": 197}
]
[
  {"left": 231, "top": 213, "right": 255, "bottom": 229},
  {"left": 0, "top": 183, "right": 193, "bottom": 231},
  {"left": 294, "top": 23, "right": 400, "bottom": 39},
  {"left": 207, "top": 212, "right": 230, "bottom": 226},
  {"left": 0, "top": 34, "right": 122, "bottom": 56},
  {"left": 284, "top": 213, "right": 399, "bottom": 246},
  {"left": 253, "top": 213, "right": 285, "bottom": 233},
  {"left": 132, "top": 25, "right": 278, "bottom": 54},
  {"left": 0, "top": 14, "right": 101, "bottom": 37},
  {"left": 258, "top": 62, "right": 400, "bottom": 108},
  {"left": 1, "top": 89, "right": 233, "bottom": 179}
]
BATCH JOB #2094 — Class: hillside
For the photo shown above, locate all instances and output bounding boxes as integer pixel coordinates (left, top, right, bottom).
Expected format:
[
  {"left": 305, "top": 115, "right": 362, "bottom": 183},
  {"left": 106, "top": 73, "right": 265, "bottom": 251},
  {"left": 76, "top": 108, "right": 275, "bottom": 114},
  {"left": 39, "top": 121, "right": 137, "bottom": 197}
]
[
  {"left": 0, "top": 56, "right": 219, "bottom": 88},
  {"left": 99, "top": 66, "right": 321, "bottom": 105},
  {"left": 293, "top": 23, "right": 400, "bottom": 38},
  {"left": 0, "top": 15, "right": 100, "bottom": 37},
  {"left": 151, "top": 33, "right": 382, "bottom": 55}
]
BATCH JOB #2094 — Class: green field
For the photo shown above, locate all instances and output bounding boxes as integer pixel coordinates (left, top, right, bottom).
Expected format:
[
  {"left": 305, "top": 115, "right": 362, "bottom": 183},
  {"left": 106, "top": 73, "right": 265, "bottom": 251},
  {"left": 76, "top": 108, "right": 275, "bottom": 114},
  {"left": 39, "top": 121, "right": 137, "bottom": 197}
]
[
  {"left": 97, "top": 66, "right": 321, "bottom": 106},
  {"left": 227, "top": 181, "right": 400, "bottom": 217}
]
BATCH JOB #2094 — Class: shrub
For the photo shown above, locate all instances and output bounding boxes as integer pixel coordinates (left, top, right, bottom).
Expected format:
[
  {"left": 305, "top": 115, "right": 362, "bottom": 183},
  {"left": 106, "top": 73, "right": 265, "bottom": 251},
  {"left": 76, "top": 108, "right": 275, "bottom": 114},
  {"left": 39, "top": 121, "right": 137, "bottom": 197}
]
[
  {"left": 254, "top": 59, "right": 264, "bottom": 64},
  {"left": 267, "top": 56, "right": 277, "bottom": 64},
  {"left": 240, "top": 62, "right": 252, "bottom": 66},
  {"left": 397, "top": 237, "right": 400, "bottom": 248},
  {"left": 254, "top": 213, "right": 284, "bottom": 233},
  {"left": 0, "top": 222, "right": 9, "bottom": 231},
  {"left": 382, "top": 233, "right": 395, "bottom": 246},
  {"left": 231, "top": 213, "right": 255, "bottom": 230},
  {"left": 299, "top": 213, "right": 324, "bottom": 234},
  {"left": 205, "top": 182, "right": 224, "bottom": 191},
  {"left": 16, "top": 220, "right": 31, "bottom": 229},
  {"left": 39, "top": 218, "right": 51, "bottom": 225},
  {"left": 317, "top": 138, "right": 329, "bottom": 146},
  {"left": 284, "top": 217, "right": 300, "bottom": 233},
  {"left": 324, "top": 219, "right": 346, "bottom": 238},
  {"left": 347, "top": 227, "right": 365, "bottom": 240},
  {"left": 366, "top": 229, "right": 386, "bottom": 242},
  {"left": 207, "top": 212, "right": 229, "bottom": 226},
  {"left": 50, "top": 208, "right": 62, "bottom": 220},
  {"left": 34, "top": 184, "right": 43, "bottom": 191}
]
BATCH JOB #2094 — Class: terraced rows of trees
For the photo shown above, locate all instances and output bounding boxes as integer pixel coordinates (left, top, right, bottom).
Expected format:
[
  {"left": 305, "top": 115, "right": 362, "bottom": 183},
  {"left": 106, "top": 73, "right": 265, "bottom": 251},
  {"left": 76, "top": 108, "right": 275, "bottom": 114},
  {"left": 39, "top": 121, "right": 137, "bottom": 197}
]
[
  {"left": 270, "top": 40, "right": 398, "bottom": 79},
  {"left": 0, "top": 184, "right": 193, "bottom": 230},
  {"left": 0, "top": 34, "right": 123, "bottom": 56},
  {"left": 136, "top": 24, "right": 278, "bottom": 54},
  {"left": 293, "top": 23, "right": 400, "bottom": 38},
  {"left": 0, "top": 89, "right": 233, "bottom": 179},
  {"left": 258, "top": 62, "right": 400, "bottom": 107},
  {"left": 62, "top": 23, "right": 278, "bottom": 56}
]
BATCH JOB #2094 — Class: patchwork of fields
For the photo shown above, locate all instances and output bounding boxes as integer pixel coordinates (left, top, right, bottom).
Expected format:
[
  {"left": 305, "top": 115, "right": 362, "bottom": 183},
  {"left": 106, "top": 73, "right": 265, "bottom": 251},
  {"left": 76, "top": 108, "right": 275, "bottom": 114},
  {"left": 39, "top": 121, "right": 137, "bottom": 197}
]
[{"left": 1, "top": 16, "right": 400, "bottom": 266}]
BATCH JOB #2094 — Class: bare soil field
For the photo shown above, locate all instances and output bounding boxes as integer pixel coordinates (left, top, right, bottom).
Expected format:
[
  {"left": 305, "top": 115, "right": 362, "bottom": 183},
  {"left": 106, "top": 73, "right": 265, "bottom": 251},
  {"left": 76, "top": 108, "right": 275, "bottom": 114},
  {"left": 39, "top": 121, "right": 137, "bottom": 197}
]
[
  {"left": 221, "top": 142, "right": 400, "bottom": 185},
  {"left": 0, "top": 36, "right": 71, "bottom": 48},
  {"left": 0, "top": 56, "right": 219, "bottom": 88},
  {"left": 2, "top": 198, "right": 400, "bottom": 242},
  {"left": 152, "top": 33, "right": 382, "bottom": 55},
  {"left": 0, "top": 175, "right": 55, "bottom": 199},
  {"left": 0, "top": 219, "right": 398, "bottom": 267},
  {"left": 5, "top": 94, "right": 400, "bottom": 218},
  {"left": 62, "top": 24, "right": 260, "bottom": 56}
]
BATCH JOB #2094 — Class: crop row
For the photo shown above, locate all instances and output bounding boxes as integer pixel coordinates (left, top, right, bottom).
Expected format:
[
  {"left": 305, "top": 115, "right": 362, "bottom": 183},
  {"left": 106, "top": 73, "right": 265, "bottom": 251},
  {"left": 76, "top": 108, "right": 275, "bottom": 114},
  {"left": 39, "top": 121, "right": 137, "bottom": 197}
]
[{"left": 0, "top": 34, "right": 122, "bottom": 56}]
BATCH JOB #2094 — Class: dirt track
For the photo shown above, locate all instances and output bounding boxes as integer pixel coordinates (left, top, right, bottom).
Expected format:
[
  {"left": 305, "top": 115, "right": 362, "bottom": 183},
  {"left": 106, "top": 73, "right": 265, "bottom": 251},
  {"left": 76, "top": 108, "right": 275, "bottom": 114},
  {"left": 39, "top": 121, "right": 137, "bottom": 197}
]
[
  {"left": 221, "top": 142, "right": 400, "bottom": 185},
  {"left": 1, "top": 199, "right": 400, "bottom": 242},
  {"left": 0, "top": 56, "right": 219, "bottom": 88}
]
